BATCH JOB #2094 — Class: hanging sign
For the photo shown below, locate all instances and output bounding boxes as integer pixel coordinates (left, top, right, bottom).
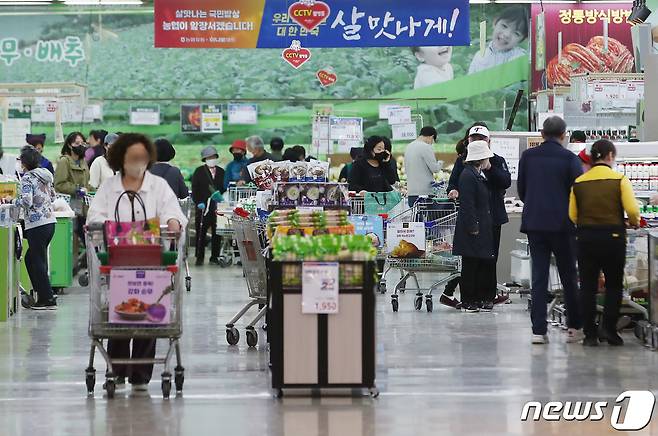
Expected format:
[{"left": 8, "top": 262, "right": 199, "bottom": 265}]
[
  {"left": 391, "top": 123, "right": 417, "bottom": 141},
  {"left": 281, "top": 40, "right": 312, "bottom": 68},
  {"left": 227, "top": 103, "right": 258, "bottom": 124},
  {"left": 329, "top": 116, "right": 363, "bottom": 141},
  {"left": 288, "top": 0, "right": 331, "bottom": 32},
  {"left": 387, "top": 106, "right": 412, "bottom": 125},
  {"left": 130, "top": 105, "right": 161, "bottom": 126},
  {"left": 201, "top": 104, "right": 223, "bottom": 133},
  {"left": 154, "top": 0, "right": 470, "bottom": 49},
  {"left": 316, "top": 68, "right": 337, "bottom": 87},
  {"left": 302, "top": 261, "right": 339, "bottom": 314}
]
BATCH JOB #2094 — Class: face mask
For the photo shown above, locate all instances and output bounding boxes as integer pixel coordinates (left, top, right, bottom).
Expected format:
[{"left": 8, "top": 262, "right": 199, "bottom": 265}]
[
  {"left": 205, "top": 159, "right": 218, "bottom": 168},
  {"left": 124, "top": 163, "right": 147, "bottom": 178},
  {"left": 246, "top": 152, "right": 254, "bottom": 159},
  {"left": 374, "top": 151, "right": 388, "bottom": 162},
  {"left": 72, "top": 145, "right": 86, "bottom": 159},
  {"left": 232, "top": 153, "right": 244, "bottom": 161}
]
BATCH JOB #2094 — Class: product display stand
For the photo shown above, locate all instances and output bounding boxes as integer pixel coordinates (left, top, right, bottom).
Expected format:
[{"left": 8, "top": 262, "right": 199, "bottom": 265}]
[
  {"left": 48, "top": 215, "right": 73, "bottom": 289},
  {"left": 635, "top": 231, "right": 658, "bottom": 348},
  {"left": 269, "top": 260, "right": 377, "bottom": 397},
  {"left": 0, "top": 205, "right": 21, "bottom": 321}
]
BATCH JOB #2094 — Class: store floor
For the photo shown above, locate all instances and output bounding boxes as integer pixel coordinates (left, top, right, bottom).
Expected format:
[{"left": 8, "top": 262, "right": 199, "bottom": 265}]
[{"left": 1, "top": 266, "right": 658, "bottom": 436}]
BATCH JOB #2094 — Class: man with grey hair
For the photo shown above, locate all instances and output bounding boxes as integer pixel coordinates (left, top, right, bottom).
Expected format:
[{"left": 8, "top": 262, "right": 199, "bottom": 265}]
[
  {"left": 518, "top": 116, "right": 583, "bottom": 345},
  {"left": 240, "top": 135, "right": 272, "bottom": 184}
]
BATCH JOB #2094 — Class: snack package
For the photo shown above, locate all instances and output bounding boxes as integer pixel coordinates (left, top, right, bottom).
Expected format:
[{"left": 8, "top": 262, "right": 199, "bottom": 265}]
[
  {"left": 289, "top": 161, "right": 308, "bottom": 182},
  {"left": 321, "top": 183, "right": 349, "bottom": 206},
  {"left": 301, "top": 183, "right": 322, "bottom": 206},
  {"left": 247, "top": 160, "right": 274, "bottom": 190},
  {"left": 307, "top": 160, "right": 330, "bottom": 182},
  {"left": 271, "top": 161, "right": 290, "bottom": 183},
  {"left": 277, "top": 183, "right": 301, "bottom": 206}
]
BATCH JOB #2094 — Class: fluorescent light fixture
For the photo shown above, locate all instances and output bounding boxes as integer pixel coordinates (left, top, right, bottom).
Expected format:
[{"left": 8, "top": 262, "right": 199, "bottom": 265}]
[{"left": 0, "top": 1, "right": 52, "bottom": 3}]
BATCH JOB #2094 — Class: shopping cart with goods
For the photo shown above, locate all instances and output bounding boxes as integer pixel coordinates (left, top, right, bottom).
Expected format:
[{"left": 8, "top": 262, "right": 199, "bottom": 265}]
[
  {"left": 225, "top": 214, "right": 269, "bottom": 347},
  {"left": 214, "top": 203, "right": 238, "bottom": 268},
  {"left": 84, "top": 225, "right": 186, "bottom": 399},
  {"left": 386, "top": 198, "right": 461, "bottom": 312},
  {"left": 227, "top": 184, "right": 258, "bottom": 207}
]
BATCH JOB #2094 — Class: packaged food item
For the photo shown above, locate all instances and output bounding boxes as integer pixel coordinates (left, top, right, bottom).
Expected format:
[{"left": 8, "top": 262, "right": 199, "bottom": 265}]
[
  {"left": 307, "top": 160, "right": 330, "bottom": 182},
  {"left": 289, "top": 162, "right": 308, "bottom": 182},
  {"left": 247, "top": 160, "right": 274, "bottom": 190},
  {"left": 271, "top": 234, "right": 377, "bottom": 261},
  {"left": 301, "top": 184, "right": 322, "bottom": 206},
  {"left": 271, "top": 161, "right": 290, "bottom": 183},
  {"left": 276, "top": 183, "right": 301, "bottom": 206},
  {"left": 321, "top": 183, "right": 348, "bottom": 206}
]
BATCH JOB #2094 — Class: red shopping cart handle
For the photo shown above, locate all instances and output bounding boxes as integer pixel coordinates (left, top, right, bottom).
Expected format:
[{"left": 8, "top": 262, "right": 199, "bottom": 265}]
[{"left": 99, "top": 265, "right": 179, "bottom": 273}]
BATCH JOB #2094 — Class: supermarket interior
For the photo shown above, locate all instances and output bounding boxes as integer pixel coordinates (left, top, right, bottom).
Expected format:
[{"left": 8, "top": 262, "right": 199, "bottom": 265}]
[{"left": 1, "top": 0, "right": 658, "bottom": 435}]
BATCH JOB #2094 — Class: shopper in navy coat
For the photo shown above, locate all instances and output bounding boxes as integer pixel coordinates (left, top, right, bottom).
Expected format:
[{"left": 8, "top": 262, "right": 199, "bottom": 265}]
[{"left": 517, "top": 115, "right": 583, "bottom": 344}]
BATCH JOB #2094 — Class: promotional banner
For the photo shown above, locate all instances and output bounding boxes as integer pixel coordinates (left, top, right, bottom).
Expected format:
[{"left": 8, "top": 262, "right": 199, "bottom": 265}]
[
  {"left": 531, "top": 3, "right": 635, "bottom": 90},
  {"left": 154, "top": 0, "right": 470, "bottom": 48},
  {"left": 109, "top": 269, "right": 173, "bottom": 325}
]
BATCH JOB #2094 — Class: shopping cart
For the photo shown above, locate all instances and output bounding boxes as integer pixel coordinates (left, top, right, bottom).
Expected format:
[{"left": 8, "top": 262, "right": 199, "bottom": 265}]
[
  {"left": 386, "top": 198, "right": 461, "bottom": 312},
  {"left": 225, "top": 215, "right": 268, "bottom": 347},
  {"left": 349, "top": 195, "right": 365, "bottom": 215},
  {"left": 179, "top": 198, "right": 193, "bottom": 291},
  {"left": 84, "top": 226, "right": 186, "bottom": 399},
  {"left": 227, "top": 184, "right": 258, "bottom": 207},
  {"left": 215, "top": 204, "right": 237, "bottom": 268}
]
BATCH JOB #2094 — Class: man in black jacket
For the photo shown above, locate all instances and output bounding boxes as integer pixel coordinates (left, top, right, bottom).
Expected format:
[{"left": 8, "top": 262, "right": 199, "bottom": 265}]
[
  {"left": 518, "top": 116, "right": 583, "bottom": 345},
  {"left": 444, "top": 124, "right": 512, "bottom": 308},
  {"left": 191, "top": 146, "right": 226, "bottom": 266}
]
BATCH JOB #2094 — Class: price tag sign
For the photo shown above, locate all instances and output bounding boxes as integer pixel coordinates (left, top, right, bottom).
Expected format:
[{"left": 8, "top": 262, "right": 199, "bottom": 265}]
[
  {"left": 391, "top": 123, "right": 417, "bottom": 141},
  {"left": 302, "top": 262, "right": 339, "bottom": 314}
]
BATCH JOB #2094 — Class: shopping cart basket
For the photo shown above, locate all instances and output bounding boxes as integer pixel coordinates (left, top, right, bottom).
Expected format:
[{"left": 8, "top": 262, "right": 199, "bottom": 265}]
[
  {"left": 227, "top": 184, "right": 258, "bottom": 207},
  {"left": 225, "top": 215, "right": 268, "bottom": 347},
  {"left": 386, "top": 198, "right": 461, "bottom": 312},
  {"left": 84, "top": 226, "right": 186, "bottom": 399},
  {"left": 215, "top": 205, "right": 237, "bottom": 268}
]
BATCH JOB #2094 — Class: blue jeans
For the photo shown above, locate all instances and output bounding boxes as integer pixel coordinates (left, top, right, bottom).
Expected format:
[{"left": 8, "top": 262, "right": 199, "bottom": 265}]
[{"left": 527, "top": 231, "right": 582, "bottom": 335}]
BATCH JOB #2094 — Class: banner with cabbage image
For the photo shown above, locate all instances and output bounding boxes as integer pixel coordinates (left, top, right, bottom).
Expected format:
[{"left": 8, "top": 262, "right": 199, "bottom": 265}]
[{"left": 0, "top": 4, "right": 529, "bottom": 166}]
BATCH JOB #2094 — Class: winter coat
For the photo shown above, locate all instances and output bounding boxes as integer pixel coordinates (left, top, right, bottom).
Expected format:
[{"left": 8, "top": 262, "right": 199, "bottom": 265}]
[
  {"left": 54, "top": 155, "right": 90, "bottom": 195},
  {"left": 452, "top": 165, "right": 494, "bottom": 259}
]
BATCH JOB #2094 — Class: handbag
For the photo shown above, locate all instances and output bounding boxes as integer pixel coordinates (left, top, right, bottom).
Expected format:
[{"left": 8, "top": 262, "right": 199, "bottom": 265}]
[
  {"left": 364, "top": 191, "right": 402, "bottom": 216},
  {"left": 104, "top": 190, "right": 160, "bottom": 247}
]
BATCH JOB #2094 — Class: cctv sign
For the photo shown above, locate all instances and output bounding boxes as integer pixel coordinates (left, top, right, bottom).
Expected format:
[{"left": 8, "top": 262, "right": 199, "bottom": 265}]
[{"left": 521, "top": 391, "right": 656, "bottom": 431}]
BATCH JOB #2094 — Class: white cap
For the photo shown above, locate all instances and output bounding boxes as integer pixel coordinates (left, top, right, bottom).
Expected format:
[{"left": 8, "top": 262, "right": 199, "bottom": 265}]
[
  {"left": 465, "top": 140, "right": 494, "bottom": 162},
  {"left": 468, "top": 125, "right": 490, "bottom": 139}
]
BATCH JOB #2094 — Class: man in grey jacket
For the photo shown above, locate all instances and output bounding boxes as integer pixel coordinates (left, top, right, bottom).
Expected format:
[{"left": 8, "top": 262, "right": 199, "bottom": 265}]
[{"left": 404, "top": 126, "right": 443, "bottom": 207}]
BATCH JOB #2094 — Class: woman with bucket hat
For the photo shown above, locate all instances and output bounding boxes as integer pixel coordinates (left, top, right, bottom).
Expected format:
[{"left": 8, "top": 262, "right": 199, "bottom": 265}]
[
  {"left": 191, "top": 145, "right": 225, "bottom": 266},
  {"left": 452, "top": 141, "right": 496, "bottom": 313}
]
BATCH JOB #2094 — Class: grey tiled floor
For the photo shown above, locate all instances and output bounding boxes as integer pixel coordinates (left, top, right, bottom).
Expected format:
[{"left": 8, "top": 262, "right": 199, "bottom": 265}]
[{"left": 1, "top": 265, "right": 658, "bottom": 435}]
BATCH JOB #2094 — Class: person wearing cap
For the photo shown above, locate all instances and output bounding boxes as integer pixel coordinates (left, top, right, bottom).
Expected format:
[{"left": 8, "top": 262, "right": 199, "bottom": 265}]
[
  {"left": 518, "top": 116, "right": 583, "bottom": 345},
  {"left": 149, "top": 138, "right": 189, "bottom": 199},
  {"left": 443, "top": 123, "right": 511, "bottom": 309},
  {"left": 269, "top": 137, "right": 284, "bottom": 162},
  {"left": 452, "top": 141, "right": 496, "bottom": 313},
  {"left": 571, "top": 130, "right": 591, "bottom": 172},
  {"left": 191, "top": 145, "right": 225, "bottom": 266},
  {"left": 26, "top": 133, "right": 54, "bottom": 174},
  {"left": 404, "top": 126, "right": 443, "bottom": 207},
  {"left": 224, "top": 139, "right": 249, "bottom": 191},
  {"left": 89, "top": 133, "right": 119, "bottom": 190},
  {"left": 240, "top": 136, "right": 272, "bottom": 184}
]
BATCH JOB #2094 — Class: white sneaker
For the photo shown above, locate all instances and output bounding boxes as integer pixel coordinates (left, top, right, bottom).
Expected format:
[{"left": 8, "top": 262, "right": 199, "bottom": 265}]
[
  {"left": 131, "top": 383, "right": 149, "bottom": 392},
  {"left": 532, "top": 334, "right": 549, "bottom": 344},
  {"left": 566, "top": 328, "right": 585, "bottom": 343}
]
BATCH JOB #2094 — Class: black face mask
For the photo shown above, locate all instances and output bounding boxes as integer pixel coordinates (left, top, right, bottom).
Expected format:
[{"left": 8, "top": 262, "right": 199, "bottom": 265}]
[
  {"left": 232, "top": 152, "right": 244, "bottom": 161},
  {"left": 374, "top": 151, "right": 388, "bottom": 162},
  {"left": 72, "top": 145, "right": 86, "bottom": 159}
]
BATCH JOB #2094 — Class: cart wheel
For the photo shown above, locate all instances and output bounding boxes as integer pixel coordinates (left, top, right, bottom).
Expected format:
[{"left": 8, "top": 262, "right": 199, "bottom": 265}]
[
  {"left": 414, "top": 295, "right": 423, "bottom": 311},
  {"left": 391, "top": 297, "right": 399, "bottom": 313},
  {"left": 21, "top": 291, "right": 35, "bottom": 309},
  {"left": 185, "top": 276, "right": 191, "bottom": 293},
  {"left": 104, "top": 379, "right": 115, "bottom": 399},
  {"left": 162, "top": 379, "right": 172, "bottom": 399},
  {"left": 378, "top": 282, "right": 386, "bottom": 294},
  {"left": 226, "top": 327, "right": 240, "bottom": 345},
  {"left": 275, "top": 388, "right": 283, "bottom": 399},
  {"left": 175, "top": 371, "right": 184, "bottom": 393},
  {"left": 634, "top": 324, "right": 644, "bottom": 340},
  {"left": 78, "top": 272, "right": 89, "bottom": 287},
  {"left": 85, "top": 372, "right": 96, "bottom": 395},
  {"left": 369, "top": 387, "right": 380, "bottom": 398},
  {"left": 426, "top": 298, "right": 433, "bottom": 313},
  {"left": 246, "top": 329, "right": 258, "bottom": 347},
  {"left": 219, "top": 257, "right": 233, "bottom": 268}
]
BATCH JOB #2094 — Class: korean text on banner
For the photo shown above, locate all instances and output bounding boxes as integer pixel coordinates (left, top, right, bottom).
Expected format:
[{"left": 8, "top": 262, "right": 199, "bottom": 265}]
[{"left": 155, "top": 0, "right": 470, "bottom": 48}]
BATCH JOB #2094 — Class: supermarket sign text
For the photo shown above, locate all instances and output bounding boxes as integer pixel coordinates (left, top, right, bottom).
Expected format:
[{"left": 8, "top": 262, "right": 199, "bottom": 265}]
[
  {"left": 0, "top": 36, "right": 85, "bottom": 67},
  {"left": 521, "top": 391, "right": 655, "bottom": 431},
  {"left": 558, "top": 8, "right": 631, "bottom": 25},
  {"left": 154, "top": 0, "right": 470, "bottom": 49}
]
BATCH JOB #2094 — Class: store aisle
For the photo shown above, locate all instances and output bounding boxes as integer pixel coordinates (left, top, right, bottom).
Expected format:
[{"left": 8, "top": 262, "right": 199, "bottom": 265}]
[{"left": 1, "top": 266, "right": 658, "bottom": 436}]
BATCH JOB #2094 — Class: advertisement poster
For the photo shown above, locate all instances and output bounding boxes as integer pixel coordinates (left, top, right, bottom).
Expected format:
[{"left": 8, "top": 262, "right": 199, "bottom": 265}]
[
  {"left": 227, "top": 103, "right": 258, "bottom": 125},
  {"left": 130, "top": 104, "right": 160, "bottom": 126},
  {"left": 155, "top": 0, "right": 470, "bottom": 49},
  {"left": 201, "top": 104, "right": 223, "bottom": 133},
  {"left": 109, "top": 269, "right": 173, "bottom": 325},
  {"left": 386, "top": 222, "right": 426, "bottom": 258},
  {"left": 531, "top": 3, "right": 635, "bottom": 90},
  {"left": 180, "top": 104, "right": 202, "bottom": 132},
  {"left": 350, "top": 215, "right": 384, "bottom": 248}
]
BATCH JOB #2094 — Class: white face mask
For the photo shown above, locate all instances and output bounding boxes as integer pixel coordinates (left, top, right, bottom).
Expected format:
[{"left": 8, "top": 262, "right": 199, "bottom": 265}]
[
  {"left": 124, "top": 163, "right": 147, "bottom": 178},
  {"left": 205, "top": 159, "right": 218, "bottom": 168}
]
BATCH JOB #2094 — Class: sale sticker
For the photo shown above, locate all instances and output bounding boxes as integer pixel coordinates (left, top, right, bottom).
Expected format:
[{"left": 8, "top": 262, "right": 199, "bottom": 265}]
[
  {"left": 288, "top": 0, "right": 331, "bottom": 32},
  {"left": 316, "top": 68, "right": 337, "bottom": 87},
  {"left": 282, "top": 40, "right": 312, "bottom": 69},
  {"left": 302, "top": 262, "right": 339, "bottom": 314}
]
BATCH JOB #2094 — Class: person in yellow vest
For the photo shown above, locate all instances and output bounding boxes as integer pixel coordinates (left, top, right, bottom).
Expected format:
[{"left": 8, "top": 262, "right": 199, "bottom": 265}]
[{"left": 569, "top": 139, "right": 640, "bottom": 347}]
